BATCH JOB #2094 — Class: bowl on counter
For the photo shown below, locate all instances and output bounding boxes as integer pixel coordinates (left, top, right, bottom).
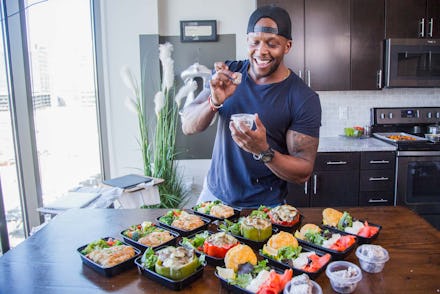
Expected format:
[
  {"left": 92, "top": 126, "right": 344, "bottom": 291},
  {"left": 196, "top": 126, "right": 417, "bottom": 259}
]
[
  {"left": 355, "top": 244, "right": 389, "bottom": 273},
  {"left": 325, "top": 261, "right": 362, "bottom": 294}
]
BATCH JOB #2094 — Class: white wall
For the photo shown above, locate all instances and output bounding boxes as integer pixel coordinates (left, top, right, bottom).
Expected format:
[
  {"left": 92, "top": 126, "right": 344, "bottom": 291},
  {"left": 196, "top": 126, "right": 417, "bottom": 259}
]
[
  {"left": 99, "top": 0, "right": 158, "bottom": 176},
  {"left": 99, "top": 1, "right": 440, "bottom": 206}
]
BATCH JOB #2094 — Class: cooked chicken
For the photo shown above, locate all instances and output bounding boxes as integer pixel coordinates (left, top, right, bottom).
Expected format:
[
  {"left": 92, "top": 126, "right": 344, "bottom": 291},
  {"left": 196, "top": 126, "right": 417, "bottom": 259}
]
[
  {"left": 210, "top": 204, "right": 234, "bottom": 218},
  {"left": 171, "top": 211, "right": 204, "bottom": 231},
  {"left": 138, "top": 231, "right": 174, "bottom": 247},
  {"left": 86, "top": 245, "right": 135, "bottom": 268}
]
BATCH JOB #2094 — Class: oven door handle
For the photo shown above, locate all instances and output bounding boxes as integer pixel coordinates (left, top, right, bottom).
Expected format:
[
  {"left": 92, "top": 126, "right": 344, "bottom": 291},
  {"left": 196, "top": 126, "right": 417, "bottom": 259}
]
[{"left": 369, "top": 176, "right": 389, "bottom": 181}]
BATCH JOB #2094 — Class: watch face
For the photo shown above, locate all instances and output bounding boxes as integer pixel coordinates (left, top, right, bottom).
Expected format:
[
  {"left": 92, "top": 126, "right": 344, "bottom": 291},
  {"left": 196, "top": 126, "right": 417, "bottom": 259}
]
[{"left": 261, "top": 149, "right": 274, "bottom": 163}]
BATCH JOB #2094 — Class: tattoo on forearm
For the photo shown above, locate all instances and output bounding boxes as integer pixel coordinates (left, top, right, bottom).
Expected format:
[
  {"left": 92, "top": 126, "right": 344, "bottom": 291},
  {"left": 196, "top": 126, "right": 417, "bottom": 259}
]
[{"left": 287, "top": 131, "right": 319, "bottom": 162}]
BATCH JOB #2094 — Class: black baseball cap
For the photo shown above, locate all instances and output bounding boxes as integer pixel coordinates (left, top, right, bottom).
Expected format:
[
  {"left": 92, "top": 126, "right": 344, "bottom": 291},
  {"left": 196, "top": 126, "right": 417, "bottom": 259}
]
[{"left": 247, "top": 5, "right": 292, "bottom": 40}]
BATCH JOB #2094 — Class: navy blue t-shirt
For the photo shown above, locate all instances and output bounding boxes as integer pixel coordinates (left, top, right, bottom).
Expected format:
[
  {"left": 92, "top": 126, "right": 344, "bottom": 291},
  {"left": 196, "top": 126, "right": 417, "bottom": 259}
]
[{"left": 207, "top": 60, "right": 321, "bottom": 208}]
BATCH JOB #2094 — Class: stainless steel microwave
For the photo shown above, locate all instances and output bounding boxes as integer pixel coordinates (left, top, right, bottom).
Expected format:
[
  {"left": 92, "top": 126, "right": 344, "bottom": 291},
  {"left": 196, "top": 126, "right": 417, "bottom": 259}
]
[{"left": 384, "top": 38, "right": 440, "bottom": 87}]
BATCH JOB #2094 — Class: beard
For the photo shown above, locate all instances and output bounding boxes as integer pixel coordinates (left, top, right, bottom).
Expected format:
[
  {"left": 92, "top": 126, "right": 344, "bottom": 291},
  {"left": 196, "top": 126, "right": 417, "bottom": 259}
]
[{"left": 250, "top": 57, "right": 281, "bottom": 80}]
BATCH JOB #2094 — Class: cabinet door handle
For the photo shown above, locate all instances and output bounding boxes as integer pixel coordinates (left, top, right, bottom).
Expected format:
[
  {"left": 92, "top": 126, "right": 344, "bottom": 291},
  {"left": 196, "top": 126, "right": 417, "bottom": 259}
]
[
  {"left": 326, "top": 161, "right": 347, "bottom": 165},
  {"left": 306, "top": 70, "right": 311, "bottom": 87},
  {"left": 312, "top": 174, "right": 317, "bottom": 195},
  {"left": 304, "top": 181, "right": 308, "bottom": 195},
  {"left": 368, "top": 177, "right": 389, "bottom": 181},
  {"left": 428, "top": 18, "right": 433, "bottom": 38},
  {"left": 376, "top": 69, "right": 382, "bottom": 89},
  {"left": 419, "top": 18, "right": 425, "bottom": 37},
  {"left": 368, "top": 198, "right": 389, "bottom": 203},
  {"left": 369, "top": 160, "right": 389, "bottom": 164},
  {"left": 298, "top": 70, "right": 302, "bottom": 80}
]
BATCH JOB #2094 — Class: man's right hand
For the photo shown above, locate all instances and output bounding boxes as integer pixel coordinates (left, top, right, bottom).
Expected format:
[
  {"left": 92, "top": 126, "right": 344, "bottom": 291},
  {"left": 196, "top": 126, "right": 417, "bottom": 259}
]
[{"left": 210, "top": 62, "right": 240, "bottom": 105}]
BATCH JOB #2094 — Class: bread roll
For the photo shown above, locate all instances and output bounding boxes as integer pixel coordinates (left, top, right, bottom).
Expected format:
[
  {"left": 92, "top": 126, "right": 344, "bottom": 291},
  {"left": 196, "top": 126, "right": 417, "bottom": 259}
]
[
  {"left": 322, "top": 208, "right": 343, "bottom": 227},
  {"left": 224, "top": 244, "right": 257, "bottom": 272}
]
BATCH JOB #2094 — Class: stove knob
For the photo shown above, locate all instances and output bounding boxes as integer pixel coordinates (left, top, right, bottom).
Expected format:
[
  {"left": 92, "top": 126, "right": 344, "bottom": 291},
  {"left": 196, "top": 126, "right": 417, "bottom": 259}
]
[
  {"left": 427, "top": 112, "right": 432, "bottom": 119},
  {"left": 380, "top": 113, "right": 385, "bottom": 119},
  {"left": 388, "top": 112, "right": 393, "bottom": 119},
  {"left": 436, "top": 112, "right": 440, "bottom": 119}
]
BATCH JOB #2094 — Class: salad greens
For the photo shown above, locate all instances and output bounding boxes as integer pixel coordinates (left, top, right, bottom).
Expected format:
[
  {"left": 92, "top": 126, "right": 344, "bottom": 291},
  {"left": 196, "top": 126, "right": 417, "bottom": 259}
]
[
  {"left": 249, "top": 205, "right": 270, "bottom": 219},
  {"left": 141, "top": 247, "right": 158, "bottom": 269},
  {"left": 276, "top": 246, "right": 302, "bottom": 261},
  {"left": 81, "top": 238, "right": 122, "bottom": 255},
  {"left": 337, "top": 211, "right": 353, "bottom": 230},
  {"left": 194, "top": 200, "right": 222, "bottom": 214},
  {"left": 181, "top": 230, "right": 210, "bottom": 250},
  {"left": 228, "top": 260, "right": 269, "bottom": 289},
  {"left": 122, "top": 221, "right": 162, "bottom": 241},
  {"left": 304, "top": 230, "right": 332, "bottom": 246},
  {"left": 159, "top": 209, "right": 181, "bottom": 225},
  {"left": 219, "top": 219, "right": 241, "bottom": 236}
]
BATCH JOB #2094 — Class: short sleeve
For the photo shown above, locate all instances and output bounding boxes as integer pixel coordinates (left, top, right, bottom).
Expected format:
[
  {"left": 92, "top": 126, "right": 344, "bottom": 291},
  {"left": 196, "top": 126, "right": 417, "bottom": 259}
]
[{"left": 289, "top": 93, "right": 322, "bottom": 138}]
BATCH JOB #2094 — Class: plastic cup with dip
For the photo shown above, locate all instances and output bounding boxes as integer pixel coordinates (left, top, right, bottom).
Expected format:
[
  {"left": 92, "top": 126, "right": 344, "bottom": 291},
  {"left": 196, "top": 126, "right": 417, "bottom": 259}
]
[
  {"left": 325, "top": 261, "right": 362, "bottom": 294},
  {"left": 231, "top": 113, "right": 255, "bottom": 132},
  {"left": 355, "top": 244, "right": 389, "bottom": 273}
]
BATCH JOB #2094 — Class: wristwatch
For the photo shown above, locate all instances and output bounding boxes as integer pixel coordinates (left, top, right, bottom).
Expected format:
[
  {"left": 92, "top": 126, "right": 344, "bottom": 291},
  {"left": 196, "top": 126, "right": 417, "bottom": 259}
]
[{"left": 253, "top": 147, "right": 275, "bottom": 163}]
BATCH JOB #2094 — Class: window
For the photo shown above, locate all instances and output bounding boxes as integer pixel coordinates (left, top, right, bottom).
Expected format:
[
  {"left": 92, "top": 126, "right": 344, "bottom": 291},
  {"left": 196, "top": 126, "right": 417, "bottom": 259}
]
[{"left": 0, "top": 0, "right": 105, "bottom": 248}]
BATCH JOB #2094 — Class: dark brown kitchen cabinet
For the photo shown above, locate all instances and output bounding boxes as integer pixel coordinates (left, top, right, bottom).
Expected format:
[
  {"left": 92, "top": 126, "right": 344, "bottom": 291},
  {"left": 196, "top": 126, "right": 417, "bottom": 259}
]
[
  {"left": 304, "top": 0, "right": 351, "bottom": 90},
  {"left": 257, "top": 0, "right": 350, "bottom": 90},
  {"left": 257, "top": 0, "right": 384, "bottom": 90},
  {"left": 386, "top": 0, "right": 440, "bottom": 38},
  {"left": 286, "top": 152, "right": 360, "bottom": 207},
  {"left": 351, "top": 0, "right": 385, "bottom": 90},
  {"left": 359, "top": 151, "right": 395, "bottom": 206}
]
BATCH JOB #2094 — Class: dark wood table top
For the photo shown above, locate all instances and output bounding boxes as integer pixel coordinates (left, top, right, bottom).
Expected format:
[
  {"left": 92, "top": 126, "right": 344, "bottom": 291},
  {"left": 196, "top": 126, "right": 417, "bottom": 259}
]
[{"left": 0, "top": 206, "right": 439, "bottom": 293}]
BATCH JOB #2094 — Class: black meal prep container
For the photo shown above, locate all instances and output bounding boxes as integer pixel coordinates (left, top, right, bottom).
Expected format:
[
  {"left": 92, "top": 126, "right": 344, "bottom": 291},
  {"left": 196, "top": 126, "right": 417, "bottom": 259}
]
[
  {"left": 296, "top": 226, "right": 358, "bottom": 260},
  {"left": 135, "top": 254, "right": 206, "bottom": 291},
  {"left": 156, "top": 213, "right": 211, "bottom": 237},
  {"left": 259, "top": 244, "right": 332, "bottom": 280},
  {"left": 120, "top": 224, "right": 180, "bottom": 252},
  {"left": 77, "top": 237, "right": 141, "bottom": 277}
]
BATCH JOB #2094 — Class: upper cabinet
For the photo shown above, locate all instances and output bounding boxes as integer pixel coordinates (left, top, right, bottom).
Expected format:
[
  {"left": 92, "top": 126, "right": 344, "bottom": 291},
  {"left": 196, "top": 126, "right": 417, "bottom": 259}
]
[
  {"left": 304, "top": 0, "right": 351, "bottom": 91},
  {"left": 351, "top": 0, "right": 385, "bottom": 90},
  {"left": 257, "top": 0, "right": 385, "bottom": 90},
  {"left": 386, "top": 0, "right": 440, "bottom": 38}
]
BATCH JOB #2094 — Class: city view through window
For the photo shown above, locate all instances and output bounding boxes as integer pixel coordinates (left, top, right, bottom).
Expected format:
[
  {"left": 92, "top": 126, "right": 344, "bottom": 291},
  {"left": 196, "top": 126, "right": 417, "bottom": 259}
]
[{"left": 0, "top": 0, "right": 101, "bottom": 248}]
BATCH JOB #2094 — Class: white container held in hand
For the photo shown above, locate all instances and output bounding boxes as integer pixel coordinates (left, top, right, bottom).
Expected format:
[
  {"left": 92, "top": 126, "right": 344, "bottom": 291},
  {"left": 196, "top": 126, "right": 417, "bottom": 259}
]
[{"left": 231, "top": 113, "right": 255, "bottom": 132}]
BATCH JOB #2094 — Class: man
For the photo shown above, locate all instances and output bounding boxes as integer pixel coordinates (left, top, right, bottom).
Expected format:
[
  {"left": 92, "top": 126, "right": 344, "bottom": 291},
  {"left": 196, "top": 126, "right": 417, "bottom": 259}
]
[{"left": 181, "top": 5, "right": 321, "bottom": 208}]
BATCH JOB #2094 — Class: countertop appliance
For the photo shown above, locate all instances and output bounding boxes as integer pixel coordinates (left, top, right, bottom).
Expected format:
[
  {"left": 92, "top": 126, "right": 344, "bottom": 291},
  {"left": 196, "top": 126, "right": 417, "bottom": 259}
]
[
  {"left": 371, "top": 107, "right": 440, "bottom": 229},
  {"left": 384, "top": 38, "right": 440, "bottom": 88}
]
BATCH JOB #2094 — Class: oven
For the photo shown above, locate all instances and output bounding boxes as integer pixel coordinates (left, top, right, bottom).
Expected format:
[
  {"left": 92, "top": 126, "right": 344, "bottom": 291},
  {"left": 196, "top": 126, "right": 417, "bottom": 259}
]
[
  {"left": 396, "top": 151, "right": 440, "bottom": 228},
  {"left": 371, "top": 107, "right": 440, "bottom": 229}
]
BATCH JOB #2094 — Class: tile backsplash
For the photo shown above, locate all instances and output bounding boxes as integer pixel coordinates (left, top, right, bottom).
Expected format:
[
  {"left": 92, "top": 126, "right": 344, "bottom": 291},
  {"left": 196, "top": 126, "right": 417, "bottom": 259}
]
[{"left": 318, "top": 88, "right": 440, "bottom": 137}]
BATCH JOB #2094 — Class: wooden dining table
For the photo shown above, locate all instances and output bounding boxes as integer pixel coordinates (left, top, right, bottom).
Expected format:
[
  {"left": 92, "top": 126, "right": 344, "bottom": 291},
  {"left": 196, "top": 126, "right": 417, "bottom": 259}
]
[{"left": 0, "top": 206, "right": 438, "bottom": 293}]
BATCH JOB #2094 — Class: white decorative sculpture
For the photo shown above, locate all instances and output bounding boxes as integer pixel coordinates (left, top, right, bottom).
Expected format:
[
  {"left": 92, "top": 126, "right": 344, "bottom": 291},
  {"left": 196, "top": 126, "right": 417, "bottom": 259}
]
[{"left": 179, "top": 62, "right": 211, "bottom": 108}]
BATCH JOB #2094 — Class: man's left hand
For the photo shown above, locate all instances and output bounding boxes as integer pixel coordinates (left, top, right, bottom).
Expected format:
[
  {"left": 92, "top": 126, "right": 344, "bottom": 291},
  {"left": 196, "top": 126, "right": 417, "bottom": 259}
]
[{"left": 229, "top": 113, "right": 269, "bottom": 155}]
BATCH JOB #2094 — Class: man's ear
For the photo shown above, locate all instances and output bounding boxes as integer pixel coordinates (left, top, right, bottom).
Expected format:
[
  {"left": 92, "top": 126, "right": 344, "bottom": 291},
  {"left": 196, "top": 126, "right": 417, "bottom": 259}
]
[{"left": 285, "top": 40, "right": 292, "bottom": 54}]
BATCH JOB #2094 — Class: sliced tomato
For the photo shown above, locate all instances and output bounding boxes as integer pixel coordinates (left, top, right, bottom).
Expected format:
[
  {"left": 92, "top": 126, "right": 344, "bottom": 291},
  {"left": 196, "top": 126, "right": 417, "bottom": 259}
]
[
  {"left": 303, "top": 253, "right": 331, "bottom": 272},
  {"left": 329, "top": 235, "right": 356, "bottom": 251},
  {"left": 257, "top": 269, "right": 293, "bottom": 294},
  {"left": 203, "top": 241, "right": 237, "bottom": 258},
  {"left": 357, "top": 221, "right": 379, "bottom": 238}
]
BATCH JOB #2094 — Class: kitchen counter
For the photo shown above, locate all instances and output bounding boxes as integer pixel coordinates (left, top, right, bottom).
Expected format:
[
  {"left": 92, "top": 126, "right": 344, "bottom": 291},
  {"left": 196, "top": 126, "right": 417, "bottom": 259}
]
[
  {"left": 318, "top": 136, "right": 397, "bottom": 152},
  {"left": 0, "top": 206, "right": 438, "bottom": 293}
]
